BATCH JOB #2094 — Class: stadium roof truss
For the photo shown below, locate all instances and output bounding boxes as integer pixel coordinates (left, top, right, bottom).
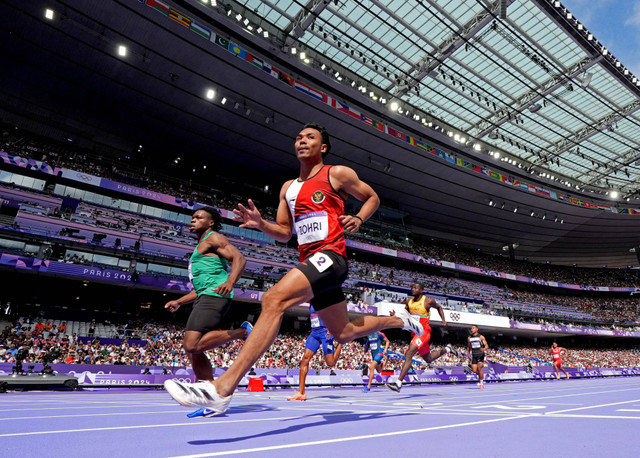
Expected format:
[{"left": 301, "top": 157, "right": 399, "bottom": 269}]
[{"left": 227, "top": 0, "right": 640, "bottom": 199}]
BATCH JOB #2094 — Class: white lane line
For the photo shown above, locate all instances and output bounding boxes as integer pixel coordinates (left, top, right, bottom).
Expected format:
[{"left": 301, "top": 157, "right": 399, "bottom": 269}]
[
  {"left": 547, "top": 413, "right": 640, "bottom": 420},
  {"left": 0, "top": 404, "right": 176, "bottom": 413},
  {"left": 544, "top": 399, "right": 640, "bottom": 415},
  {"left": 616, "top": 409, "right": 640, "bottom": 412},
  {"left": 0, "top": 410, "right": 187, "bottom": 421},
  {"left": 0, "top": 414, "right": 338, "bottom": 437},
  {"left": 165, "top": 414, "right": 533, "bottom": 458}
]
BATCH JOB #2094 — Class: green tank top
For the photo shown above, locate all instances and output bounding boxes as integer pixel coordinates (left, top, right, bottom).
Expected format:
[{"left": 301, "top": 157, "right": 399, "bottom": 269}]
[{"left": 188, "top": 231, "right": 232, "bottom": 298}]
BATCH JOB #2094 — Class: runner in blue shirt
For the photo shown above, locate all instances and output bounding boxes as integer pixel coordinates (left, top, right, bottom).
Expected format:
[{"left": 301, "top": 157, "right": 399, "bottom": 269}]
[{"left": 287, "top": 304, "right": 343, "bottom": 400}]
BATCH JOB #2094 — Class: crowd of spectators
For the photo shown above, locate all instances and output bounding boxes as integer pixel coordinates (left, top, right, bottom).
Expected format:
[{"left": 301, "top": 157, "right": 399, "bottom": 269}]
[
  {"left": 2, "top": 317, "right": 639, "bottom": 371},
  {"left": 3, "top": 127, "right": 639, "bottom": 288}
]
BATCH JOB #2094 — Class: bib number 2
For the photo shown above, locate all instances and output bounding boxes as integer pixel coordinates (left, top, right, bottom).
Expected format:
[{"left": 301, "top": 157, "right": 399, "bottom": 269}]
[{"left": 308, "top": 252, "right": 333, "bottom": 273}]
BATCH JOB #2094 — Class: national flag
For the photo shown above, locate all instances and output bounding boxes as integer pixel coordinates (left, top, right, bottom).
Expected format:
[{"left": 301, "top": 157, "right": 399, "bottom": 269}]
[
  {"left": 435, "top": 150, "right": 445, "bottom": 159},
  {"left": 502, "top": 176, "right": 514, "bottom": 185},
  {"left": 372, "top": 120, "right": 385, "bottom": 132},
  {"left": 489, "top": 171, "right": 501, "bottom": 180},
  {"left": 462, "top": 160, "right": 473, "bottom": 169},
  {"left": 322, "top": 94, "right": 333, "bottom": 106},
  {"left": 536, "top": 188, "right": 551, "bottom": 198},
  {"left": 215, "top": 35, "right": 229, "bottom": 50},
  {"left": 416, "top": 140, "right": 427, "bottom": 151},
  {"left": 481, "top": 168, "right": 490, "bottom": 177},
  {"left": 409, "top": 137, "right": 417, "bottom": 147},
  {"left": 263, "top": 62, "right": 279, "bottom": 78},
  {"left": 472, "top": 164, "right": 482, "bottom": 173},
  {"left": 278, "top": 70, "right": 294, "bottom": 87},
  {"left": 228, "top": 42, "right": 247, "bottom": 59},
  {"left": 335, "top": 101, "right": 360, "bottom": 120},
  {"left": 360, "top": 114, "right": 374, "bottom": 127},
  {"left": 146, "top": 0, "right": 169, "bottom": 15},
  {"left": 444, "top": 153, "right": 455, "bottom": 164},
  {"left": 169, "top": 9, "right": 191, "bottom": 28},
  {"left": 387, "top": 126, "right": 407, "bottom": 141},
  {"left": 246, "top": 53, "right": 263, "bottom": 69},
  {"left": 190, "top": 21, "right": 211, "bottom": 39},
  {"left": 294, "top": 80, "right": 324, "bottom": 102}
]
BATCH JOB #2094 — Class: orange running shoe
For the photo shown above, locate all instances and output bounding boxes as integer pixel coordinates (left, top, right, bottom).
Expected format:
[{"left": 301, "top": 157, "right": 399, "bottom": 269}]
[{"left": 287, "top": 391, "right": 307, "bottom": 401}]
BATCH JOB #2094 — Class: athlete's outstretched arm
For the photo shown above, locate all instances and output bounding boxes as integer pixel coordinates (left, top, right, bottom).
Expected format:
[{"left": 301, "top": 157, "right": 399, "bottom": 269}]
[
  {"left": 429, "top": 299, "right": 447, "bottom": 327},
  {"left": 233, "top": 181, "right": 294, "bottom": 242},
  {"left": 330, "top": 165, "right": 380, "bottom": 233}
]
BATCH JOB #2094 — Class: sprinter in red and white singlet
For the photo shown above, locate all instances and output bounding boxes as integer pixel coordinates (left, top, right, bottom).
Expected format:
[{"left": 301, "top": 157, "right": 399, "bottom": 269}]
[
  {"left": 160, "top": 123, "right": 426, "bottom": 416},
  {"left": 551, "top": 341, "right": 570, "bottom": 379}
]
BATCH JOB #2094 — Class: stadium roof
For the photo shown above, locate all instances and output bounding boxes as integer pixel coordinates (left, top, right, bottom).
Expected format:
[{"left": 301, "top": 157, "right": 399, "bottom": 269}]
[
  {"left": 231, "top": 0, "right": 640, "bottom": 199},
  {"left": 2, "top": 0, "right": 640, "bottom": 268}
]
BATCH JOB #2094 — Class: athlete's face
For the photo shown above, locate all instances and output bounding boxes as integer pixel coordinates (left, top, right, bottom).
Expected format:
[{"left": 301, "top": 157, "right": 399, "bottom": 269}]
[
  {"left": 411, "top": 284, "right": 423, "bottom": 296},
  {"left": 295, "top": 128, "right": 326, "bottom": 161},
  {"left": 552, "top": 342, "right": 557, "bottom": 348},
  {"left": 470, "top": 325, "right": 478, "bottom": 335},
  {"left": 189, "top": 210, "right": 213, "bottom": 233}
]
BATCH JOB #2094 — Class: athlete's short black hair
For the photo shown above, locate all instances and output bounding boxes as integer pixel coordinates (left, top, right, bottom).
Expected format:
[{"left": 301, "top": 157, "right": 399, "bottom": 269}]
[
  {"left": 198, "top": 206, "right": 223, "bottom": 231},
  {"left": 412, "top": 282, "right": 424, "bottom": 289},
  {"left": 302, "top": 122, "right": 331, "bottom": 158}
]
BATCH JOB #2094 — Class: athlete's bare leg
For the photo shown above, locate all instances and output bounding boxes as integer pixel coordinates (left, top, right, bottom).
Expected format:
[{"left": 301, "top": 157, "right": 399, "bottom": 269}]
[
  {"left": 183, "top": 329, "right": 247, "bottom": 381},
  {"left": 325, "top": 343, "right": 343, "bottom": 367},
  {"left": 297, "top": 348, "right": 314, "bottom": 395},
  {"left": 423, "top": 347, "right": 448, "bottom": 364},
  {"left": 396, "top": 344, "right": 419, "bottom": 383},
  {"left": 210, "top": 269, "right": 406, "bottom": 396}
]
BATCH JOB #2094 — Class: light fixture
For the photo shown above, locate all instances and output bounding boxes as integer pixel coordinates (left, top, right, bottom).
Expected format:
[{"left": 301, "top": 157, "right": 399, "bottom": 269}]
[
  {"left": 542, "top": 214, "right": 546, "bottom": 220},
  {"left": 45, "top": 8, "right": 54, "bottom": 20},
  {"left": 234, "top": 102, "right": 240, "bottom": 109},
  {"left": 513, "top": 207, "right": 518, "bottom": 213},
  {"left": 205, "top": 89, "right": 215, "bottom": 100},
  {"left": 489, "top": 200, "right": 494, "bottom": 206},
  {"left": 117, "top": 45, "right": 127, "bottom": 57},
  {"left": 291, "top": 47, "right": 297, "bottom": 55},
  {"left": 300, "top": 52, "right": 306, "bottom": 59},
  {"left": 611, "top": 190, "right": 619, "bottom": 199},
  {"left": 390, "top": 101, "right": 399, "bottom": 111},
  {"left": 530, "top": 211, "right": 535, "bottom": 217},
  {"left": 221, "top": 97, "right": 227, "bottom": 104},
  {"left": 263, "top": 31, "right": 269, "bottom": 38},
  {"left": 235, "top": 13, "right": 242, "bottom": 21}
]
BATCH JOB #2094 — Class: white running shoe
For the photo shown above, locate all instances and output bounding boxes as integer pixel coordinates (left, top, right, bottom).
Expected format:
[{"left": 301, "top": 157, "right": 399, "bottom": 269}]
[
  {"left": 164, "top": 380, "right": 232, "bottom": 415},
  {"left": 395, "top": 308, "right": 424, "bottom": 335}
]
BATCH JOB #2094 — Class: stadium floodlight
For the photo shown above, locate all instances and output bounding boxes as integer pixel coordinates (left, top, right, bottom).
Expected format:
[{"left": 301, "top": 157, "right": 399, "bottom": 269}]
[
  {"left": 117, "top": 45, "right": 127, "bottom": 57},
  {"left": 45, "top": 8, "right": 54, "bottom": 20}
]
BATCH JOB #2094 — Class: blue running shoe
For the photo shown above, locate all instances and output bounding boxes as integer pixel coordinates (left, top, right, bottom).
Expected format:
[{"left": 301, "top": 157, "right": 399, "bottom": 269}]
[
  {"left": 240, "top": 321, "right": 253, "bottom": 340},
  {"left": 187, "top": 408, "right": 218, "bottom": 418},
  {"left": 362, "top": 387, "right": 370, "bottom": 392}
]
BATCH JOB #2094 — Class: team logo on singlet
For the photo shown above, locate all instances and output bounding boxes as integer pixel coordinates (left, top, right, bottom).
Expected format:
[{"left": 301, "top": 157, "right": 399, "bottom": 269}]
[{"left": 312, "top": 190, "right": 325, "bottom": 203}]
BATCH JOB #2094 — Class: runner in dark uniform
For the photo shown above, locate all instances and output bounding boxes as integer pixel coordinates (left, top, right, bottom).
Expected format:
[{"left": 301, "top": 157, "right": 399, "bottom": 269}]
[{"left": 468, "top": 325, "right": 489, "bottom": 389}]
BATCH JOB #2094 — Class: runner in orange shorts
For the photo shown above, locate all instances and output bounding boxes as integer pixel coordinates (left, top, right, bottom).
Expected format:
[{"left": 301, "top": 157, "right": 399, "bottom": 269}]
[{"left": 386, "top": 282, "right": 458, "bottom": 392}]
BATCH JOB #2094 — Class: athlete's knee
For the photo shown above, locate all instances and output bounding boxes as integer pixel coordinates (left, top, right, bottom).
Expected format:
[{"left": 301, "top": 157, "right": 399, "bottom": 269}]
[
  {"left": 260, "top": 289, "right": 290, "bottom": 313},
  {"left": 183, "top": 337, "right": 203, "bottom": 354}
]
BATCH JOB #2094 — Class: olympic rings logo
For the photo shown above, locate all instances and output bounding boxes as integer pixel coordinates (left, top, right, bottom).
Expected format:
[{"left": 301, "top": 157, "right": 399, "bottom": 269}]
[
  {"left": 77, "top": 174, "right": 94, "bottom": 182},
  {"left": 340, "top": 377, "right": 354, "bottom": 383},
  {"left": 449, "top": 312, "right": 461, "bottom": 321}
]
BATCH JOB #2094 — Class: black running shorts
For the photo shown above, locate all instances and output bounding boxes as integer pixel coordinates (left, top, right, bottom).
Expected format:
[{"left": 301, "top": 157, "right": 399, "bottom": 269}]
[
  {"left": 295, "top": 250, "right": 348, "bottom": 311},
  {"left": 186, "top": 295, "right": 232, "bottom": 334},
  {"left": 471, "top": 354, "right": 485, "bottom": 365}
]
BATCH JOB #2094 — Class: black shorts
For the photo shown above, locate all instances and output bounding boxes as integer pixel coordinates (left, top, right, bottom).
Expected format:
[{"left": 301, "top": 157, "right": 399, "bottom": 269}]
[
  {"left": 185, "top": 295, "right": 232, "bottom": 334},
  {"left": 295, "top": 250, "right": 348, "bottom": 311},
  {"left": 471, "top": 354, "right": 485, "bottom": 365}
]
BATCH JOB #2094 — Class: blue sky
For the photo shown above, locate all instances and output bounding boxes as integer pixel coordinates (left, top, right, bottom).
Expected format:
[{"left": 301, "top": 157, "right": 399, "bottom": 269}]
[{"left": 562, "top": 0, "right": 640, "bottom": 75}]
